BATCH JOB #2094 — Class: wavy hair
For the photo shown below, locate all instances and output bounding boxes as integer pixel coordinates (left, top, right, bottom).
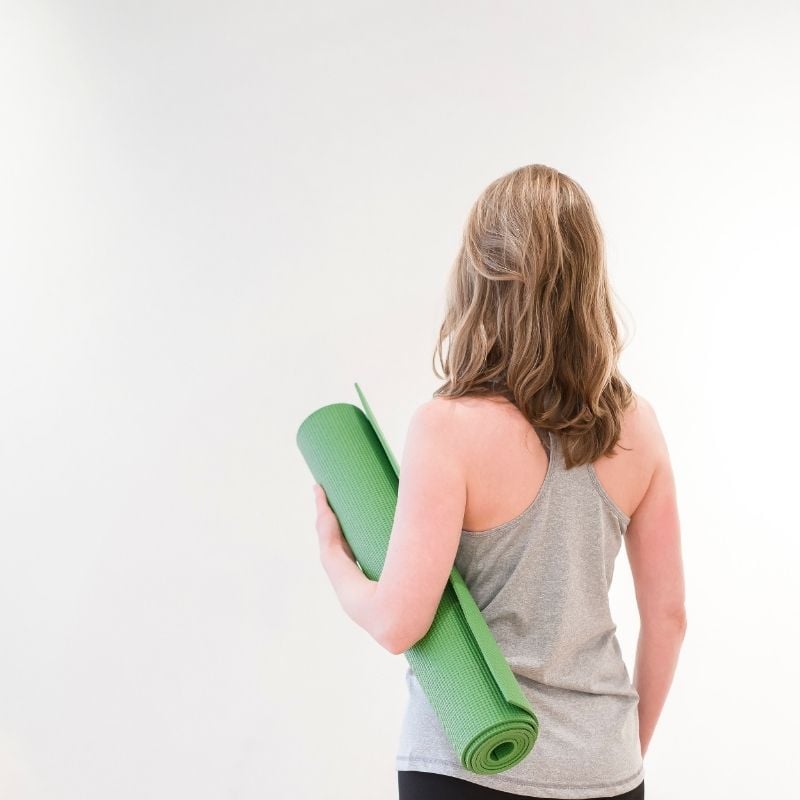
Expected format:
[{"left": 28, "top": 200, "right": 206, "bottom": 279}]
[{"left": 432, "top": 164, "right": 635, "bottom": 469}]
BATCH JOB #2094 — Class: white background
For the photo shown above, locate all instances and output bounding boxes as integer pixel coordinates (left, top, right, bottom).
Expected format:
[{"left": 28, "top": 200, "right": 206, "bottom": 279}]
[{"left": 1, "top": 2, "right": 799, "bottom": 798}]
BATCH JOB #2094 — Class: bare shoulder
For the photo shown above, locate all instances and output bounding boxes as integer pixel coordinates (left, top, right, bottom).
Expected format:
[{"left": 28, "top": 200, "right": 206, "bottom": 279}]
[
  {"left": 409, "top": 395, "right": 464, "bottom": 424},
  {"left": 588, "top": 391, "right": 673, "bottom": 521},
  {"left": 405, "top": 395, "right": 500, "bottom": 458},
  {"left": 412, "top": 393, "right": 514, "bottom": 425},
  {"left": 620, "top": 392, "right": 672, "bottom": 475},
  {"left": 398, "top": 397, "right": 474, "bottom": 485},
  {"left": 618, "top": 391, "right": 678, "bottom": 522},
  {"left": 406, "top": 396, "right": 456, "bottom": 438},
  {"left": 627, "top": 392, "right": 665, "bottom": 439},
  {"left": 406, "top": 396, "right": 469, "bottom": 450}
]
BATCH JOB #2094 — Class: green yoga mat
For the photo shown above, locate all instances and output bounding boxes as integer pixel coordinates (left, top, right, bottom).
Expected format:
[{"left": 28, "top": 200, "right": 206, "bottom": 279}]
[{"left": 296, "top": 382, "right": 539, "bottom": 774}]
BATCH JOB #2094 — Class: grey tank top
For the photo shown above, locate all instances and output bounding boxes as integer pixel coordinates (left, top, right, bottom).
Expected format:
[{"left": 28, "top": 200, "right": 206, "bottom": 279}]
[{"left": 396, "top": 428, "right": 645, "bottom": 799}]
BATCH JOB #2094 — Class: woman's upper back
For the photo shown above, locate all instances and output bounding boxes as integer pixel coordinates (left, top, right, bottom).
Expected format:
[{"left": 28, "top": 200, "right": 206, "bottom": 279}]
[
  {"left": 454, "top": 393, "right": 655, "bottom": 537},
  {"left": 449, "top": 391, "right": 684, "bottom": 633}
]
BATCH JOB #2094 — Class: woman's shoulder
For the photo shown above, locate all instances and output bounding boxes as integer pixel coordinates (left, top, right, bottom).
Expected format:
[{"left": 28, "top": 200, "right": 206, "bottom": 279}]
[
  {"left": 595, "top": 391, "right": 674, "bottom": 521},
  {"left": 408, "top": 390, "right": 669, "bottom": 473},
  {"left": 405, "top": 394, "right": 530, "bottom": 477},
  {"left": 404, "top": 396, "right": 470, "bottom": 447},
  {"left": 616, "top": 391, "right": 671, "bottom": 470},
  {"left": 408, "top": 394, "right": 514, "bottom": 438}
]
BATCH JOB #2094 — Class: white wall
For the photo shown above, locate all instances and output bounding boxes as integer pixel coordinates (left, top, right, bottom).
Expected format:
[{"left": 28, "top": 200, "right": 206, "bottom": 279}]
[{"left": 1, "top": 2, "right": 798, "bottom": 798}]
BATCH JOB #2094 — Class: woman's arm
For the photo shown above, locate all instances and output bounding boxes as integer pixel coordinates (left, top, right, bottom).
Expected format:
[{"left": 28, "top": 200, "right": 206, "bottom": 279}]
[
  {"left": 314, "top": 398, "right": 468, "bottom": 654},
  {"left": 624, "top": 399, "right": 688, "bottom": 758}
]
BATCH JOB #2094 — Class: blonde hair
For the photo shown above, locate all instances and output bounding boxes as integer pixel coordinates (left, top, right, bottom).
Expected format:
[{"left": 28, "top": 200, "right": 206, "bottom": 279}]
[{"left": 432, "top": 164, "right": 635, "bottom": 468}]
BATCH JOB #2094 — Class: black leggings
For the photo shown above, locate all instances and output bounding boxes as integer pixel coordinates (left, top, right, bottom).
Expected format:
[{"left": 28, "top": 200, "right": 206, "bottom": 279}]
[{"left": 397, "top": 770, "right": 644, "bottom": 800}]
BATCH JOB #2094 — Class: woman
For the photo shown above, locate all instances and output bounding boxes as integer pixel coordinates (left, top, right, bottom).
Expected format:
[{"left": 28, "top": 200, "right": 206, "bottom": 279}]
[{"left": 313, "top": 164, "right": 686, "bottom": 799}]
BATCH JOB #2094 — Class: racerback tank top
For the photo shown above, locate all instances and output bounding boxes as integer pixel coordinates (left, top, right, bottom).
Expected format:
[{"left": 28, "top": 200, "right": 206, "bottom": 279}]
[{"left": 395, "top": 428, "right": 645, "bottom": 799}]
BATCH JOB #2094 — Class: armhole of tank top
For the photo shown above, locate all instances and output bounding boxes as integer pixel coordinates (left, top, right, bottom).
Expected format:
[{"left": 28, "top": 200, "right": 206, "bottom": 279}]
[{"left": 587, "top": 462, "right": 631, "bottom": 529}]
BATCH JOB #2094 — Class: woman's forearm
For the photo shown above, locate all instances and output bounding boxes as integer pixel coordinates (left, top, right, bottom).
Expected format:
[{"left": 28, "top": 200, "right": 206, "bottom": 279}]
[{"left": 633, "top": 614, "right": 687, "bottom": 757}]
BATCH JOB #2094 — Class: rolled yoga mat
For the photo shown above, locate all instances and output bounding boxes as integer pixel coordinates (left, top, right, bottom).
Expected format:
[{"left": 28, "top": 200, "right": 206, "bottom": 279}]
[{"left": 296, "top": 382, "right": 539, "bottom": 774}]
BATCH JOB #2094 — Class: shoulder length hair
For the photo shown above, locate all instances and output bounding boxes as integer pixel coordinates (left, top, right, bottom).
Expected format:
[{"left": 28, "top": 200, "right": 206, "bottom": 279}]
[{"left": 432, "top": 163, "right": 635, "bottom": 469}]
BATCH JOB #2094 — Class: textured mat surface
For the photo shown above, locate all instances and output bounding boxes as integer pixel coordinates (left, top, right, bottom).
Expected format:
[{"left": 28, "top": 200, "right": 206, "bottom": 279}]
[{"left": 296, "top": 383, "right": 539, "bottom": 774}]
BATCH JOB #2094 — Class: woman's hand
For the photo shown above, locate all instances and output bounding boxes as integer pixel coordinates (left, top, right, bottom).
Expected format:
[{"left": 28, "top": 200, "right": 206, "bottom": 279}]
[
  {"left": 312, "top": 484, "right": 356, "bottom": 564},
  {"left": 311, "top": 483, "right": 385, "bottom": 648}
]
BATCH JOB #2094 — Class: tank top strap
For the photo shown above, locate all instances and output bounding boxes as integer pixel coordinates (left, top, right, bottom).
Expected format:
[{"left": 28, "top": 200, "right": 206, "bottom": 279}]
[
  {"left": 543, "top": 428, "right": 566, "bottom": 472},
  {"left": 544, "top": 427, "right": 631, "bottom": 527},
  {"left": 541, "top": 428, "right": 587, "bottom": 487},
  {"left": 532, "top": 427, "right": 568, "bottom": 486},
  {"left": 533, "top": 426, "right": 554, "bottom": 455}
]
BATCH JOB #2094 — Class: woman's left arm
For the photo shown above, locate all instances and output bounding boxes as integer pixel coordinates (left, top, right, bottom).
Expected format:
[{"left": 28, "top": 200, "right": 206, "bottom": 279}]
[{"left": 313, "top": 398, "right": 467, "bottom": 654}]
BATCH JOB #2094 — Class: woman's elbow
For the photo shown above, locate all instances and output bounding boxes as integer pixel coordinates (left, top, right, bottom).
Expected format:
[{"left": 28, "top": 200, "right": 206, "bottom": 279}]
[
  {"left": 641, "top": 605, "right": 688, "bottom": 636},
  {"left": 382, "top": 637, "right": 409, "bottom": 656},
  {"left": 378, "top": 620, "right": 428, "bottom": 655}
]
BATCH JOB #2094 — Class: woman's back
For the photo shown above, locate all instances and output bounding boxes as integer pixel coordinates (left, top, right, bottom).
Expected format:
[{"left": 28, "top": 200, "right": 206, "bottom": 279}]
[
  {"left": 379, "top": 163, "right": 685, "bottom": 797},
  {"left": 396, "top": 393, "right": 660, "bottom": 798}
]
